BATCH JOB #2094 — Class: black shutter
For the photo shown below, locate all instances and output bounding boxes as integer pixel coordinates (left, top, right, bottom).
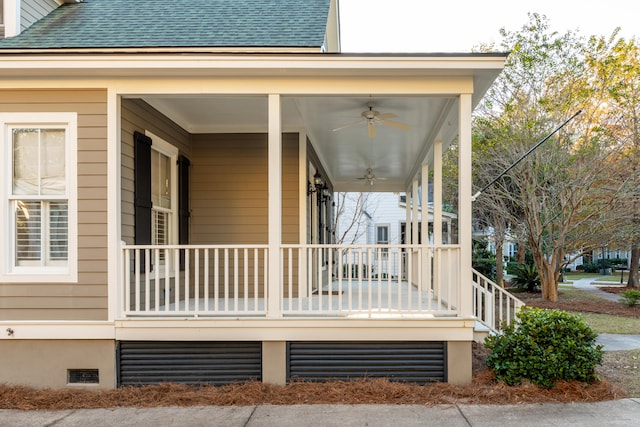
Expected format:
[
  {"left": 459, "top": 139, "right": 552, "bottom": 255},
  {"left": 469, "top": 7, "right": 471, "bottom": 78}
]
[
  {"left": 178, "top": 155, "right": 190, "bottom": 270},
  {"left": 134, "top": 131, "right": 152, "bottom": 248}
]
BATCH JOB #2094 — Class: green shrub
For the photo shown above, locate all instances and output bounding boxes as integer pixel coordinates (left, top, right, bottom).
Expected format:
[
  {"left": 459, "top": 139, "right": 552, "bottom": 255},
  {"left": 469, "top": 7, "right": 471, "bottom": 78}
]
[
  {"left": 472, "top": 258, "right": 496, "bottom": 279},
  {"left": 484, "top": 307, "right": 603, "bottom": 388},
  {"left": 580, "top": 262, "right": 599, "bottom": 273},
  {"left": 509, "top": 263, "right": 540, "bottom": 292},
  {"left": 620, "top": 290, "right": 640, "bottom": 307},
  {"left": 506, "top": 261, "right": 520, "bottom": 275}
]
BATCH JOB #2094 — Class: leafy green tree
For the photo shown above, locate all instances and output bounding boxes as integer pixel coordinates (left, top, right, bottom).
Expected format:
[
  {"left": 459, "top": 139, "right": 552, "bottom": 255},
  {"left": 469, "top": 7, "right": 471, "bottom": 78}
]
[{"left": 472, "top": 14, "right": 634, "bottom": 300}]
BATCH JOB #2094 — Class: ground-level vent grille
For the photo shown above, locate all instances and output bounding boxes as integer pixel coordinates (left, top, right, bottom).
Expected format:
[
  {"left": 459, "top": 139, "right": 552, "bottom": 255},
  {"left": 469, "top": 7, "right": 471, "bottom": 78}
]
[
  {"left": 287, "top": 341, "right": 446, "bottom": 384},
  {"left": 67, "top": 369, "right": 99, "bottom": 384},
  {"left": 117, "top": 341, "right": 261, "bottom": 386}
]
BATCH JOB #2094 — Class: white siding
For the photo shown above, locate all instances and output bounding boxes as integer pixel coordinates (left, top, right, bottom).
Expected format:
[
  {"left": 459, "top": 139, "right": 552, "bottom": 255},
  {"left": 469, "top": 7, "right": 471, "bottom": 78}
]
[{"left": 21, "top": 0, "right": 58, "bottom": 31}]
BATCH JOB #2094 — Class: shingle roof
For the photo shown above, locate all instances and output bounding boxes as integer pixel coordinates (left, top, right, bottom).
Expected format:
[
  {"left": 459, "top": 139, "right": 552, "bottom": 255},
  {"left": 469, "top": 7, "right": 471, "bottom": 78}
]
[{"left": 0, "top": 0, "right": 330, "bottom": 50}]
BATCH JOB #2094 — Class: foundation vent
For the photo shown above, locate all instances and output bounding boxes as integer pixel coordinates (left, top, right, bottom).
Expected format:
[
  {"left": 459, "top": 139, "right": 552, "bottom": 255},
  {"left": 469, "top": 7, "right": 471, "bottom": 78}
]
[
  {"left": 117, "top": 341, "right": 262, "bottom": 386},
  {"left": 287, "top": 341, "right": 446, "bottom": 384},
  {"left": 67, "top": 369, "right": 99, "bottom": 384}
]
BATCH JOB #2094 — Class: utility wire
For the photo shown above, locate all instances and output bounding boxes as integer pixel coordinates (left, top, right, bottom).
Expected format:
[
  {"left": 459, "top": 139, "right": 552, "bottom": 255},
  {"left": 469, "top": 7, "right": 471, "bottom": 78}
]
[{"left": 471, "top": 110, "right": 583, "bottom": 202}]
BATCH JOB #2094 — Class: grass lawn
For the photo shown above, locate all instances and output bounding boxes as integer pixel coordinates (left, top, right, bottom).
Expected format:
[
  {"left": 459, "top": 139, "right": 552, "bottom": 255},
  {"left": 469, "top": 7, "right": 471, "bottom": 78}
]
[
  {"left": 562, "top": 272, "right": 608, "bottom": 281},
  {"left": 572, "top": 312, "right": 640, "bottom": 334}
]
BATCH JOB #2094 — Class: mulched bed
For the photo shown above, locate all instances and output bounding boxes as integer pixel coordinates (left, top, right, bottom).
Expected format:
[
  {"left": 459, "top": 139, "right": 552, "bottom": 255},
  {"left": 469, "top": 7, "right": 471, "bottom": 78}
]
[
  {"left": 518, "top": 289, "right": 640, "bottom": 318},
  {"left": 0, "top": 343, "right": 624, "bottom": 410}
]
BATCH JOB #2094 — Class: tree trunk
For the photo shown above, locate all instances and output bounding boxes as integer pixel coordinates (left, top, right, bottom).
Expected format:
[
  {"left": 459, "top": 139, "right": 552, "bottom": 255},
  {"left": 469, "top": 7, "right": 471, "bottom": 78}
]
[
  {"left": 495, "top": 240, "right": 504, "bottom": 287},
  {"left": 516, "top": 244, "right": 526, "bottom": 264},
  {"left": 628, "top": 245, "right": 640, "bottom": 288}
]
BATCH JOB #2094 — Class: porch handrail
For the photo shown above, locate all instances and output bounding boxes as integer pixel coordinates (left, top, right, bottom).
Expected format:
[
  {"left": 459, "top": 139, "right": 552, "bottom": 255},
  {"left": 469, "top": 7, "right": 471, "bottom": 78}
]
[
  {"left": 281, "top": 243, "right": 461, "bottom": 317},
  {"left": 121, "top": 243, "right": 269, "bottom": 317},
  {"left": 472, "top": 268, "right": 525, "bottom": 333}
]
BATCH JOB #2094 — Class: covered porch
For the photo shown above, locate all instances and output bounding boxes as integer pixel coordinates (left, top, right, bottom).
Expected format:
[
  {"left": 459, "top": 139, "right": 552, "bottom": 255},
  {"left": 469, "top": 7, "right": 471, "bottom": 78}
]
[{"left": 113, "top": 55, "right": 506, "bottom": 323}]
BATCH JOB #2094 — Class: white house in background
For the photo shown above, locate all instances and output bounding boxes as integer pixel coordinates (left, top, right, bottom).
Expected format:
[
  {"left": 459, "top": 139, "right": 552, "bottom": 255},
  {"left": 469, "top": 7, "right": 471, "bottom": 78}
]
[{"left": 337, "top": 191, "right": 457, "bottom": 280}]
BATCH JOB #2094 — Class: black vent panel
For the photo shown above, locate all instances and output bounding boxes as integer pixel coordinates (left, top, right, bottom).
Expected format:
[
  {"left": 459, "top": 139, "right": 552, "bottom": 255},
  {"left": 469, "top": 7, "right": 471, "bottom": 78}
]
[
  {"left": 68, "top": 369, "right": 99, "bottom": 384},
  {"left": 117, "top": 341, "right": 261, "bottom": 386},
  {"left": 287, "top": 341, "right": 446, "bottom": 384}
]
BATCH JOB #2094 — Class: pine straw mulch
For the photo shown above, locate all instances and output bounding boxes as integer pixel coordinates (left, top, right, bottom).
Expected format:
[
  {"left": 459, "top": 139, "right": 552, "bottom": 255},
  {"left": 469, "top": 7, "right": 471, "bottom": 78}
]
[
  {"left": 0, "top": 343, "right": 624, "bottom": 410},
  {"left": 518, "top": 288, "right": 640, "bottom": 318}
]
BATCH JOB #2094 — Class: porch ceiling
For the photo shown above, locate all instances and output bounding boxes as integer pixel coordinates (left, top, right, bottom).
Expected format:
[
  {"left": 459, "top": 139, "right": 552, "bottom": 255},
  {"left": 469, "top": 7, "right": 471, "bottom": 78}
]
[{"left": 142, "top": 94, "right": 458, "bottom": 192}]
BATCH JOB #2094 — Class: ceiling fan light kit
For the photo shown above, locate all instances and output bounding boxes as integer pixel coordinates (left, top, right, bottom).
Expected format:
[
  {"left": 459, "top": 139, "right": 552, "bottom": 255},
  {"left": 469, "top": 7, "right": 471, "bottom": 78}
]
[{"left": 333, "top": 101, "right": 411, "bottom": 138}]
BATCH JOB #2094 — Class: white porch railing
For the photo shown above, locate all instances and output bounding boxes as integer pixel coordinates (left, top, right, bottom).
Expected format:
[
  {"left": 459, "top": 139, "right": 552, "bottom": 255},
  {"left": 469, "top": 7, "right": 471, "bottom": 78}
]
[
  {"left": 120, "top": 243, "right": 462, "bottom": 318},
  {"left": 280, "top": 245, "right": 461, "bottom": 317},
  {"left": 121, "top": 244, "right": 269, "bottom": 316},
  {"left": 472, "top": 269, "right": 525, "bottom": 333}
]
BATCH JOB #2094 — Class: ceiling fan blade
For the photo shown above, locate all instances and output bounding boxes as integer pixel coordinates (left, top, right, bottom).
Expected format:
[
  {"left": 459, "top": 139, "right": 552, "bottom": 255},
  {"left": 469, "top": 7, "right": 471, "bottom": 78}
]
[
  {"left": 376, "top": 112, "right": 398, "bottom": 120},
  {"left": 332, "top": 119, "right": 364, "bottom": 132},
  {"left": 380, "top": 119, "right": 411, "bottom": 131},
  {"left": 368, "top": 122, "right": 376, "bottom": 138}
]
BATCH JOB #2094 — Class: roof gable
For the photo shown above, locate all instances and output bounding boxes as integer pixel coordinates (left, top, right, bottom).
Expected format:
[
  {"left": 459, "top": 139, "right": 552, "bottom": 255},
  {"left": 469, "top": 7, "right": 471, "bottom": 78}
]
[{"left": 0, "top": 0, "right": 331, "bottom": 50}]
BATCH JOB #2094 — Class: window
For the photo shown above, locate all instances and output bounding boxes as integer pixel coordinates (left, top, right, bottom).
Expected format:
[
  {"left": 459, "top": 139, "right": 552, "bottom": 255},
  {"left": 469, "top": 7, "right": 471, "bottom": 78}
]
[
  {"left": 133, "top": 131, "right": 189, "bottom": 272},
  {"left": 376, "top": 225, "right": 389, "bottom": 245},
  {"left": 150, "top": 136, "right": 177, "bottom": 253},
  {"left": 1, "top": 113, "right": 77, "bottom": 282}
]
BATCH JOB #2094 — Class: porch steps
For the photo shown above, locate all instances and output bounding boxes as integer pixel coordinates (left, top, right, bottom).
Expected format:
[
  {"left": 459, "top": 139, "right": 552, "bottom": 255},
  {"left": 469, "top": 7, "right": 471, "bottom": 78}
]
[
  {"left": 471, "top": 269, "right": 525, "bottom": 335},
  {"left": 473, "top": 321, "right": 491, "bottom": 343}
]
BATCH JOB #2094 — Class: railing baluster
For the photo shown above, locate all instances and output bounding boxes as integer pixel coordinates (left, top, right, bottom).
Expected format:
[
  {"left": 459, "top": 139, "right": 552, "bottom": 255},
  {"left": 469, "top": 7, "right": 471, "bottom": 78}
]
[
  {"left": 287, "top": 248, "right": 293, "bottom": 312},
  {"left": 214, "top": 248, "right": 219, "bottom": 313},
  {"left": 124, "top": 248, "right": 131, "bottom": 314},
  {"left": 244, "top": 249, "right": 249, "bottom": 311},
  {"left": 254, "top": 248, "right": 259, "bottom": 313},
  {"left": 194, "top": 249, "right": 199, "bottom": 315},
  {"left": 154, "top": 249, "right": 160, "bottom": 312},
  {"left": 144, "top": 249, "right": 150, "bottom": 311},
  {"left": 134, "top": 248, "right": 140, "bottom": 313},
  {"left": 224, "top": 248, "right": 229, "bottom": 312},
  {"left": 204, "top": 249, "right": 210, "bottom": 312}
]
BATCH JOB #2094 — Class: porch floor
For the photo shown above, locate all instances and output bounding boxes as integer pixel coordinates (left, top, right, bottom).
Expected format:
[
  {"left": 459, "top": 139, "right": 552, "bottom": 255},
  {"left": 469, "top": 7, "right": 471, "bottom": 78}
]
[{"left": 128, "top": 280, "right": 453, "bottom": 318}]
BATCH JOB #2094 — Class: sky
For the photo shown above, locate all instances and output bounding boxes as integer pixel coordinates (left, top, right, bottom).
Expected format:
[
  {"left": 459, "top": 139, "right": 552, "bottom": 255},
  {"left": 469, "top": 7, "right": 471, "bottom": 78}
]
[{"left": 339, "top": 0, "right": 639, "bottom": 52}]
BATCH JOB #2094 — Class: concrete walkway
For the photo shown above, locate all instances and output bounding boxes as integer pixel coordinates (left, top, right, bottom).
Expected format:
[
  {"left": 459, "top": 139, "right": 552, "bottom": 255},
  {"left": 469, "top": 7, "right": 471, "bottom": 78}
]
[
  {"left": 567, "top": 276, "right": 640, "bottom": 351},
  {"left": 569, "top": 276, "right": 622, "bottom": 302},
  {"left": 2, "top": 400, "right": 640, "bottom": 426}
]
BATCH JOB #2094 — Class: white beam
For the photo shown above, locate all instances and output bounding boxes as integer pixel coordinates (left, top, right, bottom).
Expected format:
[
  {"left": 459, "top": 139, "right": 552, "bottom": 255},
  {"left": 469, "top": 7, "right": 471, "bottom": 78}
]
[
  {"left": 433, "top": 140, "right": 443, "bottom": 246},
  {"left": 267, "top": 94, "right": 282, "bottom": 318},
  {"left": 458, "top": 94, "right": 473, "bottom": 316}
]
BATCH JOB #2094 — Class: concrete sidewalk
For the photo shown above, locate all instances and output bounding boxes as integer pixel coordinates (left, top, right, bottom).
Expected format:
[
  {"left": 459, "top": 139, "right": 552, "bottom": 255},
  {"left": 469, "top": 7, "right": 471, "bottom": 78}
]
[{"left": 1, "top": 400, "right": 640, "bottom": 426}]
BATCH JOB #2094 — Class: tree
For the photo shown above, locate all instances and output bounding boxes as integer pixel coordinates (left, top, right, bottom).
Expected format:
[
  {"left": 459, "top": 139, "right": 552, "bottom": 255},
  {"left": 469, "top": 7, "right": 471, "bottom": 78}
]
[
  {"left": 333, "top": 192, "right": 376, "bottom": 244},
  {"left": 473, "top": 15, "right": 632, "bottom": 300},
  {"left": 582, "top": 35, "right": 640, "bottom": 287}
]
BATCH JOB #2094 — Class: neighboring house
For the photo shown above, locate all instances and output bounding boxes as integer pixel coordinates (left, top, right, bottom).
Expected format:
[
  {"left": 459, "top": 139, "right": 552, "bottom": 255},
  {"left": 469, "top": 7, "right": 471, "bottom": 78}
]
[
  {"left": 0, "top": 0, "right": 508, "bottom": 389},
  {"left": 337, "top": 192, "right": 457, "bottom": 279}
]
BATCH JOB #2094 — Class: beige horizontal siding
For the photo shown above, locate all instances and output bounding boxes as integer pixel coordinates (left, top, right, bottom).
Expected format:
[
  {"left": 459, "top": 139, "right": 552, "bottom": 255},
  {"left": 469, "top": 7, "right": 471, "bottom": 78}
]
[
  {"left": 0, "top": 89, "right": 108, "bottom": 321},
  {"left": 191, "top": 133, "right": 299, "bottom": 245}
]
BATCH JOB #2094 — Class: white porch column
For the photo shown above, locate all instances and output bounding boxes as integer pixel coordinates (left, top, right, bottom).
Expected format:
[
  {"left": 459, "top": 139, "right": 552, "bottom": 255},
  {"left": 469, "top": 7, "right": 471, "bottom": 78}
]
[
  {"left": 421, "top": 164, "right": 429, "bottom": 241},
  {"left": 3, "top": 0, "right": 20, "bottom": 37},
  {"left": 411, "top": 179, "right": 419, "bottom": 246},
  {"left": 267, "top": 94, "right": 282, "bottom": 318},
  {"left": 405, "top": 187, "right": 411, "bottom": 243},
  {"left": 421, "top": 164, "right": 430, "bottom": 287},
  {"left": 458, "top": 94, "right": 473, "bottom": 316},
  {"left": 433, "top": 140, "right": 443, "bottom": 246}
]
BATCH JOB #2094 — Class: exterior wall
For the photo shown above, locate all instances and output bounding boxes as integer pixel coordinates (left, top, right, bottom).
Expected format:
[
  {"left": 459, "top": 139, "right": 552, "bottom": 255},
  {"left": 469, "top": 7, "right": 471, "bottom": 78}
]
[
  {"left": 190, "top": 133, "right": 299, "bottom": 245},
  {"left": 0, "top": 89, "right": 108, "bottom": 321},
  {"left": 0, "top": 340, "right": 115, "bottom": 389},
  {"left": 21, "top": 0, "right": 57, "bottom": 31},
  {"left": 120, "top": 98, "right": 191, "bottom": 245}
]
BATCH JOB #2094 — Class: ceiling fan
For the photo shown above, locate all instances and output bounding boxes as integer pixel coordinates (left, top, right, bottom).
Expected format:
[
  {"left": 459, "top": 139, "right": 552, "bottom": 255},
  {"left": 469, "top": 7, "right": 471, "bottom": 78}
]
[
  {"left": 333, "top": 102, "right": 411, "bottom": 138},
  {"left": 357, "top": 168, "right": 387, "bottom": 186}
]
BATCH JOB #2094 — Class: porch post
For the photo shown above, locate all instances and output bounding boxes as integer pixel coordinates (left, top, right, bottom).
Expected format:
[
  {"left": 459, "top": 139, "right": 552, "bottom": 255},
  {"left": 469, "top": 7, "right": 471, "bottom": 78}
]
[
  {"left": 421, "top": 164, "right": 430, "bottom": 287},
  {"left": 433, "top": 140, "right": 443, "bottom": 297},
  {"left": 411, "top": 179, "right": 419, "bottom": 246},
  {"left": 458, "top": 94, "right": 473, "bottom": 316},
  {"left": 267, "top": 94, "right": 282, "bottom": 318},
  {"left": 433, "top": 140, "right": 443, "bottom": 246}
]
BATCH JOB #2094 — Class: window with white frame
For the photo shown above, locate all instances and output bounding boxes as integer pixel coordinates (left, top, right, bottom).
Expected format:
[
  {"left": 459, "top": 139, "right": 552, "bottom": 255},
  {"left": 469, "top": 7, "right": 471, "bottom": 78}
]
[
  {"left": 1, "top": 113, "right": 77, "bottom": 282},
  {"left": 150, "top": 136, "right": 178, "bottom": 255}
]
